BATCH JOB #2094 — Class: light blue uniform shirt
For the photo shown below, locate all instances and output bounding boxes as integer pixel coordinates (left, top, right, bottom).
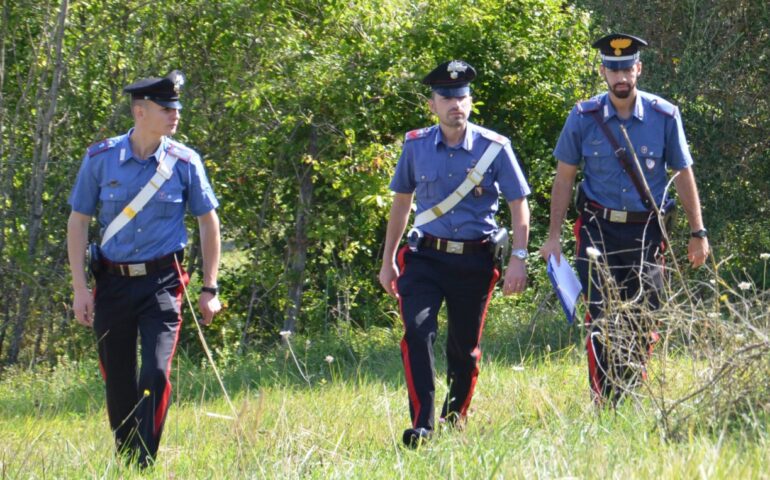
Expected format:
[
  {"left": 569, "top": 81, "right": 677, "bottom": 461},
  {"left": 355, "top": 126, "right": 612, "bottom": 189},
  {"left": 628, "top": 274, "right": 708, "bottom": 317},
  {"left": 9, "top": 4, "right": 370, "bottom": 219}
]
[
  {"left": 553, "top": 90, "right": 693, "bottom": 212},
  {"left": 69, "top": 129, "right": 219, "bottom": 262},
  {"left": 390, "top": 122, "right": 530, "bottom": 240}
]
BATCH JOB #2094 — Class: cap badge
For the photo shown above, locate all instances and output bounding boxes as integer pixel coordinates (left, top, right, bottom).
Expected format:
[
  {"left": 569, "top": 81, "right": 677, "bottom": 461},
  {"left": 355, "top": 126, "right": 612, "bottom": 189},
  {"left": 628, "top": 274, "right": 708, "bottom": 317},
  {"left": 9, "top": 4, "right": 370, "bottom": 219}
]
[
  {"left": 610, "top": 38, "right": 632, "bottom": 56},
  {"left": 640, "top": 145, "right": 648, "bottom": 154},
  {"left": 172, "top": 72, "right": 185, "bottom": 94},
  {"left": 447, "top": 60, "right": 467, "bottom": 80}
]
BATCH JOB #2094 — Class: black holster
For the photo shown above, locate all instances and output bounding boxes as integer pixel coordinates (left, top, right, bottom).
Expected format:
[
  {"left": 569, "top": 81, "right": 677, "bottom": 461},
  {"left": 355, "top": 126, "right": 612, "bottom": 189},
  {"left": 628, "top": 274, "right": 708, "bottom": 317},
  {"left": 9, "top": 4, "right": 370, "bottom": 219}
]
[
  {"left": 406, "top": 228, "right": 424, "bottom": 252},
  {"left": 574, "top": 181, "right": 588, "bottom": 215},
  {"left": 489, "top": 228, "right": 510, "bottom": 270},
  {"left": 86, "top": 242, "right": 102, "bottom": 277},
  {"left": 659, "top": 198, "right": 677, "bottom": 234}
]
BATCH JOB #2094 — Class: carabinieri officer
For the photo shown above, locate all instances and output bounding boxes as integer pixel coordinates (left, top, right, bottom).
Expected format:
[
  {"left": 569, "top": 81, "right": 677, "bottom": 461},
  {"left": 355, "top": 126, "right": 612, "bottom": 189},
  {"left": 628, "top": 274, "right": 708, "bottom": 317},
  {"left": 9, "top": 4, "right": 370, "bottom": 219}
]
[
  {"left": 540, "top": 34, "right": 710, "bottom": 405},
  {"left": 379, "top": 60, "right": 531, "bottom": 447},
  {"left": 67, "top": 70, "right": 221, "bottom": 467}
]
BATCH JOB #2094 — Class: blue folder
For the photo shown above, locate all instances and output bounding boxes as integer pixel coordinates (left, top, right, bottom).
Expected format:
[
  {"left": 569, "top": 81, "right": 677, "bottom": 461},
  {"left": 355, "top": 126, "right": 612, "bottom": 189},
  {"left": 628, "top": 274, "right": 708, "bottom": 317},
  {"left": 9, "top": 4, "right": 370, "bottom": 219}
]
[{"left": 546, "top": 255, "right": 582, "bottom": 324}]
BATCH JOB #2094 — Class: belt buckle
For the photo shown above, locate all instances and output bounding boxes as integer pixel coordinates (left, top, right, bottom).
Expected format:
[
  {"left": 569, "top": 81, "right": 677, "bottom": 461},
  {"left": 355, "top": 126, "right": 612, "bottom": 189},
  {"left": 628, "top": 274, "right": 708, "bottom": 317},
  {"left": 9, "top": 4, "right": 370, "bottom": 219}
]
[
  {"left": 445, "top": 240, "right": 464, "bottom": 254},
  {"left": 609, "top": 210, "right": 628, "bottom": 223},
  {"left": 127, "top": 263, "right": 147, "bottom": 276}
]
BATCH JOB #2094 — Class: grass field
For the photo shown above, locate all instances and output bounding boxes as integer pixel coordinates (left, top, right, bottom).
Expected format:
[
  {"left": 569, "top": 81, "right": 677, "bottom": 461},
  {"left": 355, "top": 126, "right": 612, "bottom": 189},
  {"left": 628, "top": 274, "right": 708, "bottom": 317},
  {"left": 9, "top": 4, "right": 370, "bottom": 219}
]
[{"left": 2, "top": 296, "right": 769, "bottom": 479}]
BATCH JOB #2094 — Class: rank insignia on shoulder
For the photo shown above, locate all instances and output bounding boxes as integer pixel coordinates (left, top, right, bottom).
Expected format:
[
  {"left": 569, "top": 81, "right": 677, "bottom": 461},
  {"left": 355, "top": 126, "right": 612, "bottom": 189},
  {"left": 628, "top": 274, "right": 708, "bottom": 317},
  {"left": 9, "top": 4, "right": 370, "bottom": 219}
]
[
  {"left": 577, "top": 99, "right": 601, "bottom": 114},
  {"left": 87, "top": 138, "right": 117, "bottom": 157},
  {"left": 165, "top": 141, "right": 193, "bottom": 162},
  {"left": 477, "top": 127, "right": 509, "bottom": 145},
  {"left": 405, "top": 128, "right": 430, "bottom": 141},
  {"left": 650, "top": 98, "right": 676, "bottom": 117}
]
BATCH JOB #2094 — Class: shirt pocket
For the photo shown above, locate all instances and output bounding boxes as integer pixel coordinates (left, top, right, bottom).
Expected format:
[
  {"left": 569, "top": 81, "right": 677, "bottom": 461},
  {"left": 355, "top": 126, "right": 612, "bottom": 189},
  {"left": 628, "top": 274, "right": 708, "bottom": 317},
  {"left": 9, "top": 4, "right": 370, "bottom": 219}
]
[
  {"left": 582, "top": 139, "right": 616, "bottom": 179},
  {"left": 414, "top": 166, "right": 439, "bottom": 203},
  {"left": 152, "top": 187, "right": 185, "bottom": 218},
  {"left": 637, "top": 143, "right": 664, "bottom": 174},
  {"left": 99, "top": 187, "right": 128, "bottom": 217},
  {"left": 479, "top": 165, "right": 495, "bottom": 188}
]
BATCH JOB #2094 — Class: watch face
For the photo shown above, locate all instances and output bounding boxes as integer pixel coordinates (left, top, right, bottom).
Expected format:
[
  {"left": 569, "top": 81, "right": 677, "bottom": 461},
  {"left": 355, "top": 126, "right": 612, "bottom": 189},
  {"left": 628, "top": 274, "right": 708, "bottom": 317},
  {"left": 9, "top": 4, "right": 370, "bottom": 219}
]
[{"left": 512, "top": 249, "right": 528, "bottom": 260}]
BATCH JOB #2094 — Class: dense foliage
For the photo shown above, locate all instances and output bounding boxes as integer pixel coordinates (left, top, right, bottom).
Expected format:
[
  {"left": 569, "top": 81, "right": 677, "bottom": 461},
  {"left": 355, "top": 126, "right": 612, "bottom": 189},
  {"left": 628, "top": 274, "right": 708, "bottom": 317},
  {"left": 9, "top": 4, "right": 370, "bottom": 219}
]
[{"left": 1, "top": 0, "right": 767, "bottom": 368}]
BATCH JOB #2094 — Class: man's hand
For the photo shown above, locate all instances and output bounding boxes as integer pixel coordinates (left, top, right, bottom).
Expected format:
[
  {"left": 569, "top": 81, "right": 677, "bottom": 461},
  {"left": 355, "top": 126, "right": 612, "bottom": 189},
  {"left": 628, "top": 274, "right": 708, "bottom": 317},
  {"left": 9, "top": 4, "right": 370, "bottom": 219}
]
[
  {"left": 198, "top": 292, "right": 222, "bottom": 326},
  {"left": 502, "top": 258, "right": 527, "bottom": 295},
  {"left": 379, "top": 262, "right": 399, "bottom": 298},
  {"left": 539, "top": 237, "right": 563, "bottom": 265},
  {"left": 688, "top": 237, "right": 709, "bottom": 268},
  {"left": 73, "top": 287, "right": 94, "bottom": 327}
]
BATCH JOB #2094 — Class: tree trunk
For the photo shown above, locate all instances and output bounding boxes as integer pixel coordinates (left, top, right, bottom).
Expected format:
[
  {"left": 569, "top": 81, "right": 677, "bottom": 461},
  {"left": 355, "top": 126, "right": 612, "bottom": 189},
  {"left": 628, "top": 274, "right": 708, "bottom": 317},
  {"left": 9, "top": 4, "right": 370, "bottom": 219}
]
[
  {"left": 282, "top": 124, "right": 316, "bottom": 333},
  {"left": 0, "top": 0, "right": 8, "bottom": 262},
  {"left": 0, "top": 300, "right": 8, "bottom": 361},
  {"left": 7, "top": 0, "right": 69, "bottom": 364}
]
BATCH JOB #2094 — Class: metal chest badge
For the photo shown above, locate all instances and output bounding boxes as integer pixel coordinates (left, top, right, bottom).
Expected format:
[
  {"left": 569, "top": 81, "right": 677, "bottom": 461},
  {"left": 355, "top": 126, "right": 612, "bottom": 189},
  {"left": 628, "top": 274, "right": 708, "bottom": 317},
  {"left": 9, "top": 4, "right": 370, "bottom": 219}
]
[{"left": 646, "top": 158, "right": 656, "bottom": 170}]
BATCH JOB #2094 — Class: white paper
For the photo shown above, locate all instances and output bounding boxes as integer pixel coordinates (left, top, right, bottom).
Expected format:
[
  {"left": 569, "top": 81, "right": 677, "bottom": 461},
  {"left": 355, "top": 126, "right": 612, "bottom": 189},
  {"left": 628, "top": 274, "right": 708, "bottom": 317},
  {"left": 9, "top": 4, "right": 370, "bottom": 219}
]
[{"left": 546, "top": 254, "right": 582, "bottom": 324}]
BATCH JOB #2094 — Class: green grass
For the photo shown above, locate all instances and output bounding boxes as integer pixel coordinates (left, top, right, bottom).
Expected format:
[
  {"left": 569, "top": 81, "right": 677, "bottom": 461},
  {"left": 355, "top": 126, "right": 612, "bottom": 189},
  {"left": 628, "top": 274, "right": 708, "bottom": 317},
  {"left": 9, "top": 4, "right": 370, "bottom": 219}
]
[{"left": 2, "top": 302, "right": 770, "bottom": 478}]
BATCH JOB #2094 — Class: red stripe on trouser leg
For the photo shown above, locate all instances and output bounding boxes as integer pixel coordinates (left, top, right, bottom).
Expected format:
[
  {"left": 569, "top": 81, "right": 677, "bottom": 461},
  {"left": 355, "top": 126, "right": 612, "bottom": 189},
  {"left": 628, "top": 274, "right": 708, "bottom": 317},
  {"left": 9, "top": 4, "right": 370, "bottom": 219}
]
[
  {"left": 400, "top": 339, "right": 421, "bottom": 427},
  {"left": 395, "top": 245, "right": 421, "bottom": 427},
  {"left": 153, "top": 268, "right": 188, "bottom": 436},
  {"left": 98, "top": 360, "right": 107, "bottom": 381},
  {"left": 94, "top": 288, "right": 107, "bottom": 381},
  {"left": 648, "top": 331, "right": 660, "bottom": 356},
  {"left": 576, "top": 214, "right": 603, "bottom": 401},
  {"left": 586, "top": 332, "right": 603, "bottom": 401},
  {"left": 457, "top": 266, "right": 500, "bottom": 418},
  {"left": 573, "top": 215, "right": 584, "bottom": 254}
]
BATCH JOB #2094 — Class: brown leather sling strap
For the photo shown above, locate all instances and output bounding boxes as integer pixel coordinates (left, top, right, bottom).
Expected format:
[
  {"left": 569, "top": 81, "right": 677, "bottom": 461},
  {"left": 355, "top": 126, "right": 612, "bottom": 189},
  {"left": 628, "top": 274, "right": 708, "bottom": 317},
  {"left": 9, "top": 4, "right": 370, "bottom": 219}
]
[{"left": 590, "top": 111, "right": 655, "bottom": 210}]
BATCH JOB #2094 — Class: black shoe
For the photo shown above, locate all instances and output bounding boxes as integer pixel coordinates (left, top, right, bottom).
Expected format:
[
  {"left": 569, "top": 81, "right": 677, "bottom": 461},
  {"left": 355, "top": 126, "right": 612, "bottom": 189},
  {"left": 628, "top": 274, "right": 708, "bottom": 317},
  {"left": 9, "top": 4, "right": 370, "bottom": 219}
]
[{"left": 402, "top": 427, "right": 431, "bottom": 448}]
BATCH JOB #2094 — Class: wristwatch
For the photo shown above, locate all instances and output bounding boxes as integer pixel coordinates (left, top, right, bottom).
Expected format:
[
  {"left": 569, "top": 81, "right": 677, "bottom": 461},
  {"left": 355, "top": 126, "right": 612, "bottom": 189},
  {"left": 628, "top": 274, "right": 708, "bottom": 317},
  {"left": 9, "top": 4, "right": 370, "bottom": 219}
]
[
  {"left": 511, "top": 249, "right": 529, "bottom": 261},
  {"left": 201, "top": 286, "right": 219, "bottom": 296},
  {"left": 690, "top": 228, "right": 708, "bottom": 239}
]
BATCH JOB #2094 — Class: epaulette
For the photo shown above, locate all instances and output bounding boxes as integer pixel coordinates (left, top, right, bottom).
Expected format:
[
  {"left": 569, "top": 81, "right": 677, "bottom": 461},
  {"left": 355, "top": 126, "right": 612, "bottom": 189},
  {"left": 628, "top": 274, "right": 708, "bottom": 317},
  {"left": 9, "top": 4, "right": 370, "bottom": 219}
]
[
  {"left": 87, "top": 137, "right": 118, "bottom": 157},
  {"left": 650, "top": 98, "right": 676, "bottom": 117},
  {"left": 476, "top": 126, "right": 509, "bottom": 145},
  {"left": 576, "top": 99, "right": 601, "bottom": 114},
  {"left": 404, "top": 127, "right": 431, "bottom": 142},
  {"left": 165, "top": 139, "right": 193, "bottom": 162}
]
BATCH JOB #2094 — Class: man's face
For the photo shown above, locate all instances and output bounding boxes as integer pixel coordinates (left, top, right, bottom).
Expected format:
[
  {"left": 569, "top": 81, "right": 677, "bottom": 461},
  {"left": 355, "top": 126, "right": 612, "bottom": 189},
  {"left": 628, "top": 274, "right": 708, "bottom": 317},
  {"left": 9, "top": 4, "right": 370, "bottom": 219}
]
[
  {"left": 134, "top": 100, "right": 180, "bottom": 136},
  {"left": 429, "top": 93, "right": 472, "bottom": 128},
  {"left": 601, "top": 62, "right": 642, "bottom": 99}
]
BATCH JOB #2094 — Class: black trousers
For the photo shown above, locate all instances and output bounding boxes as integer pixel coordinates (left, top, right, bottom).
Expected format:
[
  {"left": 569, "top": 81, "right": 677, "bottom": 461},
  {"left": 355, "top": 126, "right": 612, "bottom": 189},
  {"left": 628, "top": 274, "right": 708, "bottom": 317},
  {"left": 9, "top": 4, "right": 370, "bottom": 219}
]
[
  {"left": 574, "top": 213, "right": 664, "bottom": 403},
  {"left": 395, "top": 245, "right": 499, "bottom": 430},
  {"left": 93, "top": 265, "right": 188, "bottom": 464}
]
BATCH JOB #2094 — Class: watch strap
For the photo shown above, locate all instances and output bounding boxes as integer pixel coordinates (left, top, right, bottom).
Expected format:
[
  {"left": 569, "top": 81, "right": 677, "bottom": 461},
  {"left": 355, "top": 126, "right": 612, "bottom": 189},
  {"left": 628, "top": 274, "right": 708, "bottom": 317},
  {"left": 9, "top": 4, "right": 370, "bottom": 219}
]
[{"left": 201, "top": 286, "right": 218, "bottom": 296}]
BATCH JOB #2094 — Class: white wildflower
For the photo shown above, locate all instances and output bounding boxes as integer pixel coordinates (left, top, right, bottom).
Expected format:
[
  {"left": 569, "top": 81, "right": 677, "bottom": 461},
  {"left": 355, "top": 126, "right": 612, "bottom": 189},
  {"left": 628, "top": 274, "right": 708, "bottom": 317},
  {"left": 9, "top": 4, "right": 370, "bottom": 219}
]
[
  {"left": 586, "top": 247, "right": 601, "bottom": 260},
  {"left": 761, "top": 253, "right": 770, "bottom": 260},
  {"left": 279, "top": 330, "right": 292, "bottom": 338},
  {"left": 738, "top": 281, "right": 752, "bottom": 291},
  {"left": 324, "top": 355, "right": 334, "bottom": 364},
  {"left": 707, "top": 312, "right": 719, "bottom": 318}
]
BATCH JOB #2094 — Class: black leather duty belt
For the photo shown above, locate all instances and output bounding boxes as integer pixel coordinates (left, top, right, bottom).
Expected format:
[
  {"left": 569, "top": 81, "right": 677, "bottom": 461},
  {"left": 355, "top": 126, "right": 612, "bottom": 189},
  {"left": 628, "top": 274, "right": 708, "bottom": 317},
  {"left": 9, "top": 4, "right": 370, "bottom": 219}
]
[
  {"left": 421, "top": 234, "right": 490, "bottom": 255},
  {"left": 583, "top": 202, "right": 654, "bottom": 224},
  {"left": 101, "top": 250, "right": 184, "bottom": 277}
]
